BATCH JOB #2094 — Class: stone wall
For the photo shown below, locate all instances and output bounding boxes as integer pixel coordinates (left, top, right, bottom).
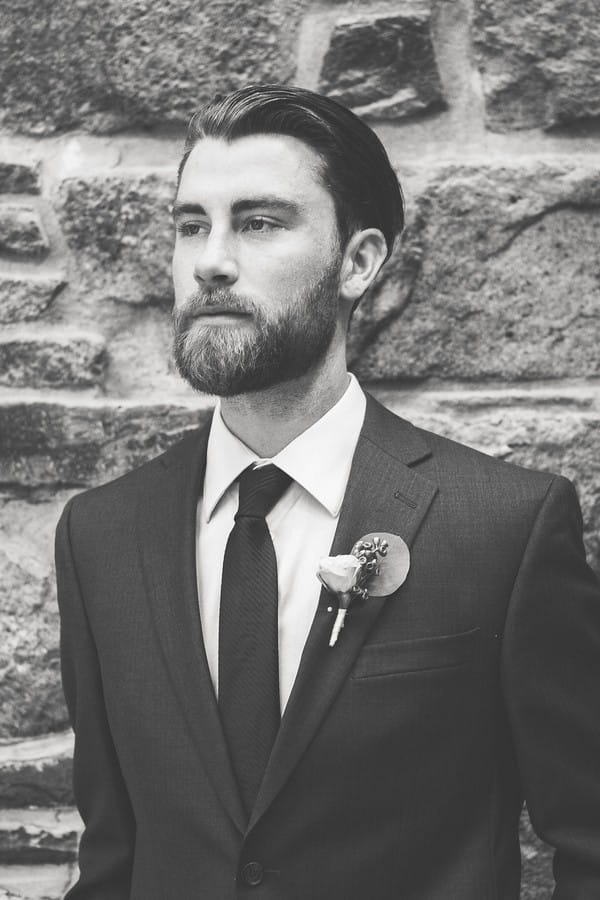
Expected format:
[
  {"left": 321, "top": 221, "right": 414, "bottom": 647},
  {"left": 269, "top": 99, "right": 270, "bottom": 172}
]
[{"left": 1, "top": 0, "right": 599, "bottom": 896}]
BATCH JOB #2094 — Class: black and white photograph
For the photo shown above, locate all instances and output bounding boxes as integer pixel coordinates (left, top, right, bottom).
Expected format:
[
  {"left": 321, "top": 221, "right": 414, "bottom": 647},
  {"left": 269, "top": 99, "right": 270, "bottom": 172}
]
[{"left": 0, "top": 1, "right": 599, "bottom": 898}]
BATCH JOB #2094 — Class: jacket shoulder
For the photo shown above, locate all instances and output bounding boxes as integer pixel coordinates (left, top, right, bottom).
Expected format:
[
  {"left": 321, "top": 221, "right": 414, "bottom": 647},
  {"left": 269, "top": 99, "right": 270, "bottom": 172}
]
[
  {"left": 415, "top": 421, "right": 555, "bottom": 489},
  {"left": 63, "top": 423, "right": 209, "bottom": 523},
  {"left": 366, "top": 392, "right": 555, "bottom": 487}
]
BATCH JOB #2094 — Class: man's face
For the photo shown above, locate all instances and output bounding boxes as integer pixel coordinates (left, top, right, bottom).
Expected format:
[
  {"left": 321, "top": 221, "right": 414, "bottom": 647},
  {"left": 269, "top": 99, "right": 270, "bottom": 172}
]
[{"left": 171, "top": 133, "right": 344, "bottom": 396}]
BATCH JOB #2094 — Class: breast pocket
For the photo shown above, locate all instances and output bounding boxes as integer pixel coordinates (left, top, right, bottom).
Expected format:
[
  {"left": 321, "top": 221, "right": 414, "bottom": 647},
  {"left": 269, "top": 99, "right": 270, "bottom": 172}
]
[{"left": 352, "top": 627, "right": 480, "bottom": 679}]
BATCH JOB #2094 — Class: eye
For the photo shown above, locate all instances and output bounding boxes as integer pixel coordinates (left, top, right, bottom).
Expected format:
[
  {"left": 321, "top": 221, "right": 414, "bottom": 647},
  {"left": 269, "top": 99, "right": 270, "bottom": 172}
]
[
  {"left": 244, "top": 216, "right": 278, "bottom": 233},
  {"left": 176, "top": 222, "right": 206, "bottom": 237}
]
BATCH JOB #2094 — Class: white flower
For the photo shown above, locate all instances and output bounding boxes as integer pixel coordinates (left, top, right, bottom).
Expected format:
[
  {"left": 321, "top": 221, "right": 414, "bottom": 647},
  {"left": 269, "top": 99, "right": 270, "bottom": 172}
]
[{"left": 317, "top": 554, "right": 362, "bottom": 594}]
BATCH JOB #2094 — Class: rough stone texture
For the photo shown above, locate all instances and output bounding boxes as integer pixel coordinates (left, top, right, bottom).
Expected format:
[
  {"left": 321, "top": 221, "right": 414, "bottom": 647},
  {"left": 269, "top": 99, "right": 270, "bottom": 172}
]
[
  {"left": 0, "top": 162, "right": 41, "bottom": 195},
  {"left": 0, "top": 331, "right": 106, "bottom": 389},
  {"left": 0, "top": 863, "right": 75, "bottom": 900},
  {"left": 0, "top": 808, "right": 79, "bottom": 864},
  {"left": 0, "top": 497, "right": 70, "bottom": 738},
  {"left": 473, "top": 0, "right": 600, "bottom": 131},
  {"left": 55, "top": 174, "right": 175, "bottom": 306},
  {"left": 0, "top": 275, "right": 66, "bottom": 325},
  {"left": 319, "top": 7, "right": 445, "bottom": 121},
  {"left": 351, "top": 163, "right": 600, "bottom": 382},
  {"left": 520, "top": 808, "right": 553, "bottom": 898},
  {"left": 0, "top": 732, "right": 73, "bottom": 808},
  {"left": 0, "top": 0, "right": 306, "bottom": 136},
  {"left": 0, "top": 401, "right": 211, "bottom": 489},
  {"left": 0, "top": 207, "right": 49, "bottom": 258}
]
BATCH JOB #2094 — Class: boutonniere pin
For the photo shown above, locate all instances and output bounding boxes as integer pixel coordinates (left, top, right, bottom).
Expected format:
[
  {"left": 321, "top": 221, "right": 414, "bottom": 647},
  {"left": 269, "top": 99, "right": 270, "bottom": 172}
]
[{"left": 317, "top": 532, "right": 411, "bottom": 647}]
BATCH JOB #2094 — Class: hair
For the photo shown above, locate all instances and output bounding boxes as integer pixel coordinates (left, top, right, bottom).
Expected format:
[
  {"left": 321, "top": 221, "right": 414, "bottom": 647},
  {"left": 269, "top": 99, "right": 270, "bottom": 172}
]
[{"left": 177, "top": 84, "right": 405, "bottom": 263}]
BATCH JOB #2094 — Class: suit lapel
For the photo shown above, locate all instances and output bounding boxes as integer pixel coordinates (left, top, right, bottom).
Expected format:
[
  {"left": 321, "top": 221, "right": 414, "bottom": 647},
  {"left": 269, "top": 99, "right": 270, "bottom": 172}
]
[
  {"left": 248, "top": 395, "right": 438, "bottom": 831},
  {"left": 136, "top": 425, "right": 247, "bottom": 835}
]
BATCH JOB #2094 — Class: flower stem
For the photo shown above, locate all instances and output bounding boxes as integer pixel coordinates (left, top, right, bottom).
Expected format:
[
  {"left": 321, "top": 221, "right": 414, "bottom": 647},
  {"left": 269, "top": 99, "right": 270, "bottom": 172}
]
[{"left": 329, "top": 608, "right": 347, "bottom": 646}]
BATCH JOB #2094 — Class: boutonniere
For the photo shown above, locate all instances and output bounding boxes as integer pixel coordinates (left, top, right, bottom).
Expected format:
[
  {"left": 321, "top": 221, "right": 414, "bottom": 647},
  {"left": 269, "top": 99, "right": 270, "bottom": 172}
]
[{"left": 317, "top": 532, "right": 411, "bottom": 647}]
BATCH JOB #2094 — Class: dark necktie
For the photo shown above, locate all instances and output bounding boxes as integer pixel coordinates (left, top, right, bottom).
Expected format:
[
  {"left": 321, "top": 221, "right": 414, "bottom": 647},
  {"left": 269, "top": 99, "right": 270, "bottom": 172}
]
[{"left": 218, "top": 463, "right": 292, "bottom": 817}]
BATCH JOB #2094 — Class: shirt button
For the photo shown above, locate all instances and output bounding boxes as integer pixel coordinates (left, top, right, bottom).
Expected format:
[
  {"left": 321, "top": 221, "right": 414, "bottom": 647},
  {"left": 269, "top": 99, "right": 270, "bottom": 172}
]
[{"left": 241, "top": 861, "right": 264, "bottom": 886}]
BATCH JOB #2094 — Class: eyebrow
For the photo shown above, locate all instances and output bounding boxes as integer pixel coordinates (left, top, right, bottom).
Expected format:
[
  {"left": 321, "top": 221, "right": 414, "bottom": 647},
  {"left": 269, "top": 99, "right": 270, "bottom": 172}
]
[{"left": 171, "top": 197, "right": 301, "bottom": 219}]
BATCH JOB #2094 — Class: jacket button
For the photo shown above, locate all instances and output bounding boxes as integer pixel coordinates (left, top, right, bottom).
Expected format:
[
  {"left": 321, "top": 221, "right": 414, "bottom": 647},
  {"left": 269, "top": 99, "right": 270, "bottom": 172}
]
[{"left": 241, "top": 861, "right": 264, "bottom": 886}]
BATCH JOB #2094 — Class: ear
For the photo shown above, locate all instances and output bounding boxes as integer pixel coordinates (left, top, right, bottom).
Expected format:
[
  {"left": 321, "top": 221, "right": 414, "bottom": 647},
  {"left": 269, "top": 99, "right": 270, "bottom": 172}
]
[{"left": 338, "top": 228, "right": 388, "bottom": 305}]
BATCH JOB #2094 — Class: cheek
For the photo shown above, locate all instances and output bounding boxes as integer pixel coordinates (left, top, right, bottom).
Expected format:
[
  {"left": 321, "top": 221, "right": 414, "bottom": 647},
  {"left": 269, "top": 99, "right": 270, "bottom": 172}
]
[
  {"left": 243, "top": 241, "right": 336, "bottom": 295},
  {"left": 171, "top": 247, "right": 194, "bottom": 291}
]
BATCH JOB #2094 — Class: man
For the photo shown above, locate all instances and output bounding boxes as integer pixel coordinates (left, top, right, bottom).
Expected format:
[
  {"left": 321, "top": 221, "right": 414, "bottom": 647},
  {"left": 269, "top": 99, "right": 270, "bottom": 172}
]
[{"left": 56, "top": 85, "right": 600, "bottom": 899}]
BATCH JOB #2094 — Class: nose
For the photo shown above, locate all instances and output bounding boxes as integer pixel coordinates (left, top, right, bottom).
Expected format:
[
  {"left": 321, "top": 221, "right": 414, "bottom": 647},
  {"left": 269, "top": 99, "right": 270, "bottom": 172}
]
[{"left": 193, "top": 230, "right": 239, "bottom": 286}]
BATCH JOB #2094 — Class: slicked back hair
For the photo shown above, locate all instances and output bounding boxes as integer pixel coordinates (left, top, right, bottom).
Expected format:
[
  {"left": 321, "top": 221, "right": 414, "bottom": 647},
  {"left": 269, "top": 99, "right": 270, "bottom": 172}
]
[{"left": 177, "top": 84, "right": 405, "bottom": 263}]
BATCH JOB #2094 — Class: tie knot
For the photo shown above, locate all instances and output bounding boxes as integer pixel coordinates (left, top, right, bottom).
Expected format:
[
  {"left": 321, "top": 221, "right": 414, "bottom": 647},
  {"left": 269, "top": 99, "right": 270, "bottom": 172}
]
[{"left": 236, "top": 464, "right": 292, "bottom": 520}]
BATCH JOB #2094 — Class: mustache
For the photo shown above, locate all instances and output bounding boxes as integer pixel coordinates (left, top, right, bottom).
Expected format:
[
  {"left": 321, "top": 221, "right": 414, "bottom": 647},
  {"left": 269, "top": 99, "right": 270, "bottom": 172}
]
[{"left": 174, "top": 288, "right": 257, "bottom": 320}]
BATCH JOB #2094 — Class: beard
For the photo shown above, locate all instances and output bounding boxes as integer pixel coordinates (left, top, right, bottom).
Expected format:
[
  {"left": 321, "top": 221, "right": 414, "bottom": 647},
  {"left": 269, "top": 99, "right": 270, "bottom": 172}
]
[{"left": 172, "top": 259, "right": 342, "bottom": 397}]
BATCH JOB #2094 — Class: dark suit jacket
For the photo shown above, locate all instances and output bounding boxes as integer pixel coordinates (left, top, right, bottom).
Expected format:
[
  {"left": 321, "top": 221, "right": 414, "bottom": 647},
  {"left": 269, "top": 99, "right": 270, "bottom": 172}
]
[{"left": 55, "top": 394, "right": 600, "bottom": 900}]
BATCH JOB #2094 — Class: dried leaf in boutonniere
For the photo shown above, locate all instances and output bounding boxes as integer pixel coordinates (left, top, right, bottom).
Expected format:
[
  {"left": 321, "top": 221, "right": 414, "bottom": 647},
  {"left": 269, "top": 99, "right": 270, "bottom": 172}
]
[{"left": 317, "top": 532, "right": 410, "bottom": 647}]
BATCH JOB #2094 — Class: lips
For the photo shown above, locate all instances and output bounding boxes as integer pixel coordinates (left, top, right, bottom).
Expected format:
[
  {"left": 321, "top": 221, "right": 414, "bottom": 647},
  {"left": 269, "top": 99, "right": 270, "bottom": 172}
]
[{"left": 191, "top": 306, "right": 251, "bottom": 317}]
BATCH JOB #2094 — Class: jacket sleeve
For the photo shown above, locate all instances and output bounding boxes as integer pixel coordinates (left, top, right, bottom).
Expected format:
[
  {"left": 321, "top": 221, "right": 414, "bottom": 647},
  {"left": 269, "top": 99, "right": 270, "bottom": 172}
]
[
  {"left": 56, "top": 498, "right": 135, "bottom": 900},
  {"left": 502, "top": 475, "right": 600, "bottom": 899}
]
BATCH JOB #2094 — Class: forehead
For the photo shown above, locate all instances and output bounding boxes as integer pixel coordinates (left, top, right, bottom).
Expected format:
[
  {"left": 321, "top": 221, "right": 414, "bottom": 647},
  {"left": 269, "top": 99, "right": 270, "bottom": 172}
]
[{"left": 176, "top": 133, "right": 334, "bottom": 213}]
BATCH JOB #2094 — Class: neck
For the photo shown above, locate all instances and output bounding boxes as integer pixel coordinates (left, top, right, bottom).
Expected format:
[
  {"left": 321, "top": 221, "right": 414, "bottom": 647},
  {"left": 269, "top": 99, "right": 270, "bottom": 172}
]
[{"left": 219, "top": 351, "right": 350, "bottom": 458}]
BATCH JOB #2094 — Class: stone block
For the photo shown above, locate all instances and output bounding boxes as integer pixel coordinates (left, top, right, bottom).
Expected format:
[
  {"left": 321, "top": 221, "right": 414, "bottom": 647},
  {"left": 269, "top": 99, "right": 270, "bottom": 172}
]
[
  {"left": 0, "top": 808, "right": 79, "bottom": 864},
  {"left": 0, "top": 862, "right": 75, "bottom": 899},
  {"left": 473, "top": 0, "right": 600, "bottom": 131},
  {"left": 0, "top": 331, "right": 106, "bottom": 389},
  {"left": 0, "top": 275, "right": 66, "bottom": 325},
  {"left": 351, "top": 163, "right": 600, "bottom": 382},
  {"left": 520, "top": 807, "right": 553, "bottom": 898},
  {"left": 55, "top": 173, "right": 174, "bottom": 306},
  {"left": 0, "top": 497, "right": 71, "bottom": 739},
  {"left": 0, "top": 162, "right": 41, "bottom": 195},
  {"left": 319, "top": 7, "right": 444, "bottom": 121},
  {"left": 0, "top": 0, "right": 306, "bottom": 135},
  {"left": 0, "top": 400, "right": 211, "bottom": 489},
  {"left": 0, "top": 207, "right": 48, "bottom": 258},
  {"left": 0, "top": 732, "right": 73, "bottom": 808}
]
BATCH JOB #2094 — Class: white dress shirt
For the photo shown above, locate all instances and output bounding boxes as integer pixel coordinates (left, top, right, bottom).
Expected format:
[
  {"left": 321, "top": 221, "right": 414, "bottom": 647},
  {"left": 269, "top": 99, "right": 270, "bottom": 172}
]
[{"left": 196, "top": 373, "right": 366, "bottom": 712}]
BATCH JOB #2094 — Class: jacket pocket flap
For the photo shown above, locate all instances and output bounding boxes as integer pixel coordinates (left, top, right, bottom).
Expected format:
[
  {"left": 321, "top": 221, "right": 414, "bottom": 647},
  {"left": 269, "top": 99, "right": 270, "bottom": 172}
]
[{"left": 353, "top": 627, "right": 480, "bottom": 679}]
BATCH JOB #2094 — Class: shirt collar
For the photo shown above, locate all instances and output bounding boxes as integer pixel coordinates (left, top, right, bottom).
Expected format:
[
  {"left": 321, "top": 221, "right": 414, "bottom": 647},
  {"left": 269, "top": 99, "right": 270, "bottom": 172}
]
[{"left": 203, "top": 373, "right": 366, "bottom": 522}]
